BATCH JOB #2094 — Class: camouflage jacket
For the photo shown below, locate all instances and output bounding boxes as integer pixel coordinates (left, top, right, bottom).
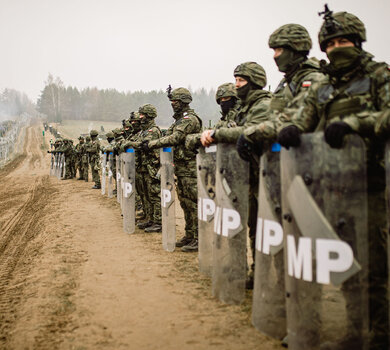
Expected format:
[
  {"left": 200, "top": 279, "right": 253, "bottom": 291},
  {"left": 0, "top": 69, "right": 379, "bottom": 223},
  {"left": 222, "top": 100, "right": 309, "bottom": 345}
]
[
  {"left": 74, "top": 143, "right": 84, "bottom": 158},
  {"left": 244, "top": 58, "right": 324, "bottom": 146},
  {"left": 185, "top": 101, "right": 240, "bottom": 150},
  {"left": 86, "top": 139, "right": 101, "bottom": 160},
  {"left": 283, "top": 52, "right": 390, "bottom": 177},
  {"left": 149, "top": 108, "right": 202, "bottom": 177},
  {"left": 214, "top": 89, "right": 272, "bottom": 143},
  {"left": 138, "top": 121, "right": 161, "bottom": 178}
]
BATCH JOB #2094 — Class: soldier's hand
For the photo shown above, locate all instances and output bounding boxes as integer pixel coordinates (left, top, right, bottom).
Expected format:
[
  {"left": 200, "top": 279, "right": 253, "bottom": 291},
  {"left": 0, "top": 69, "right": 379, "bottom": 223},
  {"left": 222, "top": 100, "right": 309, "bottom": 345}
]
[
  {"left": 277, "top": 125, "right": 301, "bottom": 149},
  {"left": 141, "top": 140, "right": 150, "bottom": 151},
  {"left": 324, "top": 122, "right": 352, "bottom": 148},
  {"left": 200, "top": 130, "right": 214, "bottom": 147},
  {"left": 236, "top": 134, "right": 262, "bottom": 161}
]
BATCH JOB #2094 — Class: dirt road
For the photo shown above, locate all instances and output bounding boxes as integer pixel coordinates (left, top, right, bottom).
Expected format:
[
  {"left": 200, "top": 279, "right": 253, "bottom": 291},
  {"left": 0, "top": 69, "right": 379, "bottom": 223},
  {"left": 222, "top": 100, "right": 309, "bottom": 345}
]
[{"left": 0, "top": 124, "right": 282, "bottom": 350}]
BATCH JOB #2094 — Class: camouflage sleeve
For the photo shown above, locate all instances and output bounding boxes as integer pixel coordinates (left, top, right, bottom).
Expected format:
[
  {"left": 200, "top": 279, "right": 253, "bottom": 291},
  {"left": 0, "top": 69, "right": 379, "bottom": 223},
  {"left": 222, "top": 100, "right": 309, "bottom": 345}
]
[
  {"left": 245, "top": 71, "right": 325, "bottom": 143},
  {"left": 373, "top": 66, "right": 390, "bottom": 138},
  {"left": 149, "top": 116, "right": 200, "bottom": 148},
  {"left": 214, "top": 98, "right": 270, "bottom": 143}
]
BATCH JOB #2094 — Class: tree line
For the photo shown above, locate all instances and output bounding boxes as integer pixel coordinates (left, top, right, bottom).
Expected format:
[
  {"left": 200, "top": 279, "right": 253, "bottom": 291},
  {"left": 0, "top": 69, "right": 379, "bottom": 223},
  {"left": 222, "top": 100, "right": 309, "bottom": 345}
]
[
  {"left": 0, "top": 88, "right": 36, "bottom": 121},
  {"left": 37, "top": 74, "right": 221, "bottom": 126}
]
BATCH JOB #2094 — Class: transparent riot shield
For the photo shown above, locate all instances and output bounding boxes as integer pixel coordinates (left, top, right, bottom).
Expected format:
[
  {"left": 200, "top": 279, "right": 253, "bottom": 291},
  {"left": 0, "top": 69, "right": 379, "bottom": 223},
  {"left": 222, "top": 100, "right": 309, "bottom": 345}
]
[
  {"left": 386, "top": 141, "right": 390, "bottom": 346},
  {"left": 50, "top": 153, "right": 55, "bottom": 176},
  {"left": 101, "top": 153, "right": 107, "bottom": 195},
  {"left": 107, "top": 152, "right": 114, "bottom": 198},
  {"left": 252, "top": 145, "right": 286, "bottom": 339},
  {"left": 59, "top": 153, "right": 65, "bottom": 179},
  {"left": 160, "top": 147, "right": 175, "bottom": 252},
  {"left": 281, "top": 132, "right": 369, "bottom": 350},
  {"left": 122, "top": 148, "right": 136, "bottom": 234},
  {"left": 55, "top": 153, "right": 61, "bottom": 179},
  {"left": 212, "top": 143, "right": 249, "bottom": 305},
  {"left": 120, "top": 153, "right": 124, "bottom": 214},
  {"left": 197, "top": 145, "right": 217, "bottom": 276},
  {"left": 116, "top": 155, "right": 121, "bottom": 203}
]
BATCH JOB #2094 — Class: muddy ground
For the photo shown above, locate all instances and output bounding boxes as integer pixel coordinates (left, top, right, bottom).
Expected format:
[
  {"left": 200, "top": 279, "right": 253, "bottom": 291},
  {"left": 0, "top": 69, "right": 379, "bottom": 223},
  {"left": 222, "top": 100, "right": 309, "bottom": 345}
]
[{"left": 0, "top": 124, "right": 282, "bottom": 350}]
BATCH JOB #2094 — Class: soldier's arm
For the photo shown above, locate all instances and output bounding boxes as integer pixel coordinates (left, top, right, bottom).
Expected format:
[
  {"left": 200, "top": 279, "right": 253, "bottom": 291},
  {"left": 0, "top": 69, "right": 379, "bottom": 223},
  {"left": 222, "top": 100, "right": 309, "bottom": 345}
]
[
  {"left": 373, "top": 66, "right": 390, "bottom": 138},
  {"left": 149, "top": 117, "right": 199, "bottom": 148},
  {"left": 214, "top": 99, "right": 270, "bottom": 143}
]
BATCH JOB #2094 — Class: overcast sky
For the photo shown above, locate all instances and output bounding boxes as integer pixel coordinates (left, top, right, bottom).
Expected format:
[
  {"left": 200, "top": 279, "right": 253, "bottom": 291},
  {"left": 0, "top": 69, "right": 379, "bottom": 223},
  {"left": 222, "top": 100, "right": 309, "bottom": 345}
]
[{"left": 1, "top": 0, "right": 389, "bottom": 102}]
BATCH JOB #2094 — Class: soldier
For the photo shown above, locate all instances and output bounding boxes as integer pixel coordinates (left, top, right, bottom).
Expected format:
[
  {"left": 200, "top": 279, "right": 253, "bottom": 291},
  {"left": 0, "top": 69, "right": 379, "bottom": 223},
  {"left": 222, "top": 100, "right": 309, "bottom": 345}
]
[
  {"left": 82, "top": 136, "right": 91, "bottom": 182},
  {"left": 185, "top": 83, "right": 240, "bottom": 151},
  {"left": 236, "top": 24, "right": 324, "bottom": 159},
  {"left": 123, "top": 105, "right": 162, "bottom": 232},
  {"left": 278, "top": 9, "right": 390, "bottom": 349},
  {"left": 201, "top": 62, "right": 272, "bottom": 287},
  {"left": 144, "top": 87, "right": 202, "bottom": 252},
  {"left": 61, "top": 139, "right": 73, "bottom": 180},
  {"left": 87, "top": 130, "right": 102, "bottom": 189},
  {"left": 75, "top": 136, "right": 85, "bottom": 180}
]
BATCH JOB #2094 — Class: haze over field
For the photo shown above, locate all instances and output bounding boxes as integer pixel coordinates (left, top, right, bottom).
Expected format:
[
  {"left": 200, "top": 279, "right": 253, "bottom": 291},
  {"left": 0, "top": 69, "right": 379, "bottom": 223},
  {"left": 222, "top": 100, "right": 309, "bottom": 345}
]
[{"left": 0, "top": 0, "right": 389, "bottom": 102}]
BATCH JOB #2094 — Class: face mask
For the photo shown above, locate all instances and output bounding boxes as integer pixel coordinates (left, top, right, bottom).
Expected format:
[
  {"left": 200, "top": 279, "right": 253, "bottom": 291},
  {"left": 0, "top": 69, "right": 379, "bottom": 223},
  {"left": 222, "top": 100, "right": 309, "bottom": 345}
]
[
  {"left": 171, "top": 101, "right": 183, "bottom": 113},
  {"left": 327, "top": 46, "right": 361, "bottom": 71},
  {"left": 220, "top": 98, "right": 236, "bottom": 115},
  {"left": 236, "top": 82, "right": 251, "bottom": 99},
  {"left": 274, "top": 49, "right": 296, "bottom": 72}
]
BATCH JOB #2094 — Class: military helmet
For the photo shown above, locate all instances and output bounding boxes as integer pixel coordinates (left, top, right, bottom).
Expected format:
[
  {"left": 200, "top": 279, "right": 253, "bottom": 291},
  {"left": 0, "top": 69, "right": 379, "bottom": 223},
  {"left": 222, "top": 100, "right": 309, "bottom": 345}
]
[
  {"left": 215, "top": 83, "right": 237, "bottom": 104},
  {"left": 132, "top": 111, "right": 141, "bottom": 122},
  {"left": 86, "top": 136, "right": 91, "bottom": 141},
  {"left": 90, "top": 129, "right": 99, "bottom": 136},
  {"left": 169, "top": 87, "right": 192, "bottom": 104},
  {"left": 124, "top": 120, "right": 132, "bottom": 128},
  {"left": 106, "top": 131, "right": 114, "bottom": 139},
  {"left": 269, "top": 24, "right": 312, "bottom": 52},
  {"left": 113, "top": 128, "right": 123, "bottom": 137},
  {"left": 319, "top": 11, "right": 366, "bottom": 52},
  {"left": 234, "top": 62, "right": 267, "bottom": 89},
  {"left": 139, "top": 104, "right": 157, "bottom": 118},
  {"left": 78, "top": 136, "right": 84, "bottom": 140}
]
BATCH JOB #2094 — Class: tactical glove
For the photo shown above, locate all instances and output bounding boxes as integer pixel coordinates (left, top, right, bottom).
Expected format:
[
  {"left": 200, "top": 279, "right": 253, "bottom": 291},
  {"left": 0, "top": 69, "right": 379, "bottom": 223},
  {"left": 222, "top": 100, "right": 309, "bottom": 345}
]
[
  {"left": 324, "top": 121, "right": 352, "bottom": 148},
  {"left": 236, "top": 134, "right": 263, "bottom": 161},
  {"left": 141, "top": 140, "right": 150, "bottom": 151},
  {"left": 277, "top": 125, "right": 301, "bottom": 149}
]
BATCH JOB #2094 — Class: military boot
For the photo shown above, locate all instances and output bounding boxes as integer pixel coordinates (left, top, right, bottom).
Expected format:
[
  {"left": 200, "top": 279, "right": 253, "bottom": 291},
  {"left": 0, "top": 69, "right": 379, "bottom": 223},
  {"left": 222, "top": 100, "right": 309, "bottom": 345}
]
[
  {"left": 175, "top": 236, "right": 193, "bottom": 248},
  {"left": 144, "top": 223, "right": 162, "bottom": 233},
  {"left": 137, "top": 220, "right": 153, "bottom": 229},
  {"left": 181, "top": 239, "right": 198, "bottom": 252}
]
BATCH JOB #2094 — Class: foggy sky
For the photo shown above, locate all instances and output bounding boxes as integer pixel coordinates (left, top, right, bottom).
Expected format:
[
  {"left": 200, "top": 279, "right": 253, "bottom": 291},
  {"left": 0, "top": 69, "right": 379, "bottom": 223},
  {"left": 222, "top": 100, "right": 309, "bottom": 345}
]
[{"left": 1, "top": 0, "right": 389, "bottom": 102}]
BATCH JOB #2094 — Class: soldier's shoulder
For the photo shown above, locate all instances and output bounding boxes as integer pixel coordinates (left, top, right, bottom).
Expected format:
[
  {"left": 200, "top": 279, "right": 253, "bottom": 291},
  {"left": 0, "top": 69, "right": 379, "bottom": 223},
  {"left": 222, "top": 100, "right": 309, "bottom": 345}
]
[{"left": 367, "top": 60, "right": 390, "bottom": 81}]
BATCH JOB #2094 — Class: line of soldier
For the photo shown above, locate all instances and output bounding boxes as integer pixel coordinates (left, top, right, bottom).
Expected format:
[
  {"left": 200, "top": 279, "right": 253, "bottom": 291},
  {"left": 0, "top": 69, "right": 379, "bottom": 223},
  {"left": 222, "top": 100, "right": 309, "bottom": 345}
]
[{"left": 48, "top": 6, "right": 390, "bottom": 349}]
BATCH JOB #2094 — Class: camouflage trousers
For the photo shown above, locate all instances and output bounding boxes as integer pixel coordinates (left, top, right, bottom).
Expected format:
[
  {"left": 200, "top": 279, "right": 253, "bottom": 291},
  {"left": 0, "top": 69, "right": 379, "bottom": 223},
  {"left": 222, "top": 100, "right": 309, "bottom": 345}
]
[
  {"left": 145, "top": 173, "right": 161, "bottom": 224},
  {"left": 90, "top": 156, "right": 101, "bottom": 186},
  {"left": 64, "top": 156, "right": 73, "bottom": 179},
  {"left": 367, "top": 190, "right": 389, "bottom": 350},
  {"left": 136, "top": 171, "right": 151, "bottom": 221},
  {"left": 176, "top": 176, "right": 198, "bottom": 239}
]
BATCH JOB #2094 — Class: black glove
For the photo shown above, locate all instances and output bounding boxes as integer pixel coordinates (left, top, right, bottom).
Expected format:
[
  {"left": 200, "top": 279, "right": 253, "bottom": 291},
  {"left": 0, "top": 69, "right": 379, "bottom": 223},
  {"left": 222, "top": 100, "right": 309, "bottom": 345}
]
[
  {"left": 324, "top": 122, "right": 352, "bottom": 148},
  {"left": 141, "top": 140, "right": 150, "bottom": 151},
  {"left": 236, "top": 134, "right": 263, "bottom": 161},
  {"left": 277, "top": 125, "right": 301, "bottom": 149}
]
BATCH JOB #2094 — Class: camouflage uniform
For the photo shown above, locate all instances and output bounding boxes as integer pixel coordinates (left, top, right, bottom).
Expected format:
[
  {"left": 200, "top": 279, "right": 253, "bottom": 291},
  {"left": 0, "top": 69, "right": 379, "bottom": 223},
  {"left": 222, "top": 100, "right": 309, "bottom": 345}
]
[
  {"left": 75, "top": 136, "right": 85, "bottom": 180},
  {"left": 82, "top": 136, "right": 90, "bottom": 182},
  {"left": 148, "top": 88, "right": 202, "bottom": 251},
  {"left": 212, "top": 62, "right": 272, "bottom": 269},
  {"left": 185, "top": 83, "right": 240, "bottom": 151},
  {"left": 125, "top": 105, "right": 162, "bottom": 232},
  {"left": 87, "top": 130, "right": 101, "bottom": 189},
  {"left": 62, "top": 139, "right": 74, "bottom": 180},
  {"left": 278, "top": 12, "right": 390, "bottom": 350}
]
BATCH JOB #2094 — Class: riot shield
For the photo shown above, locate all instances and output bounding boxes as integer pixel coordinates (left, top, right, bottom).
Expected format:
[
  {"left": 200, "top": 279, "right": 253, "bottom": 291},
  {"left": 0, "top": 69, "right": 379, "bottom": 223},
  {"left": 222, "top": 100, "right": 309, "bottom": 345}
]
[
  {"left": 386, "top": 141, "right": 390, "bottom": 346},
  {"left": 55, "top": 153, "right": 61, "bottom": 179},
  {"left": 197, "top": 145, "right": 217, "bottom": 276},
  {"left": 116, "top": 155, "right": 121, "bottom": 203},
  {"left": 160, "top": 147, "right": 176, "bottom": 252},
  {"left": 50, "top": 153, "right": 55, "bottom": 176},
  {"left": 122, "top": 148, "right": 136, "bottom": 234},
  {"left": 252, "top": 145, "right": 286, "bottom": 339},
  {"left": 107, "top": 152, "right": 114, "bottom": 198},
  {"left": 120, "top": 153, "right": 124, "bottom": 213},
  {"left": 101, "top": 153, "right": 107, "bottom": 195},
  {"left": 59, "top": 153, "right": 65, "bottom": 179},
  {"left": 281, "top": 132, "right": 369, "bottom": 349},
  {"left": 212, "top": 143, "right": 249, "bottom": 305}
]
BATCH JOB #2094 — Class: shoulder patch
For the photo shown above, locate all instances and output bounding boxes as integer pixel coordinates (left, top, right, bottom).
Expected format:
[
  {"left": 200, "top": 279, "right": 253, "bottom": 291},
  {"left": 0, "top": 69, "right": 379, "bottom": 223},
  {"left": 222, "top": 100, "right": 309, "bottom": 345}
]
[
  {"left": 148, "top": 129, "right": 153, "bottom": 132},
  {"left": 183, "top": 116, "right": 190, "bottom": 119},
  {"left": 183, "top": 112, "right": 188, "bottom": 116},
  {"left": 302, "top": 81, "right": 312, "bottom": 87}
]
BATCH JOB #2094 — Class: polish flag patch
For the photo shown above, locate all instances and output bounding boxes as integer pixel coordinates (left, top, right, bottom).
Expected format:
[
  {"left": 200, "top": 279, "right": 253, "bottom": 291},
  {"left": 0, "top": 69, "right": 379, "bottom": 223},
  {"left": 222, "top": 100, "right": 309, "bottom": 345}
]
[
  {"left": 183, "top": 116, "right": 190, "bottom": 119},
  {"left": 302, "top": 81, "right": 312, "bottom": 87}
]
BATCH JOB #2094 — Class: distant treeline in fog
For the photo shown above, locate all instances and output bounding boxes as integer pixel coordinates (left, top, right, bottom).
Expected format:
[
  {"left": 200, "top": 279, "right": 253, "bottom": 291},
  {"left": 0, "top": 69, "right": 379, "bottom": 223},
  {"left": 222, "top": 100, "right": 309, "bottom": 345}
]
[
  {"left": 37, "top": 74, "right": 221, "bottom": 126},
  {"left": 0, "top": 88, "right": 36, "bottom": 121}
]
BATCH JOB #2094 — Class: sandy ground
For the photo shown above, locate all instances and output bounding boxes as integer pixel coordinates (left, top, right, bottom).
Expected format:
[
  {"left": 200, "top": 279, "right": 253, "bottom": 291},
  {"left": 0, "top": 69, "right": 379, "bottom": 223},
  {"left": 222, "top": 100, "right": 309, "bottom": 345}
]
[{"left": 0, "top": 124, "right": 283, "bottom": 350}]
